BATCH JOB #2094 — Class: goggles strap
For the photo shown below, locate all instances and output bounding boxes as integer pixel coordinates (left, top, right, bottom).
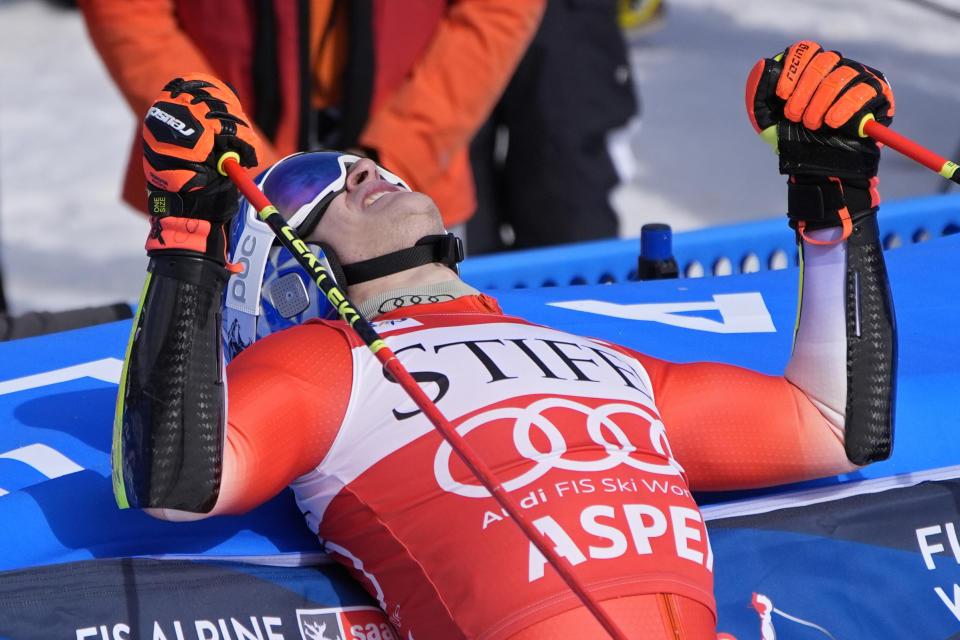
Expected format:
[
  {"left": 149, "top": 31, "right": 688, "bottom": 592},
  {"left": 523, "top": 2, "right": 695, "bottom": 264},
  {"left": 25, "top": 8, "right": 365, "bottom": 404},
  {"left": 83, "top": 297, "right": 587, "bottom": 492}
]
[
  {"left": 293, "top": 187, "right": 344, "bottom": 238},
  {"left": 341, "top": 234, "right": 464, "bottom": 285}
]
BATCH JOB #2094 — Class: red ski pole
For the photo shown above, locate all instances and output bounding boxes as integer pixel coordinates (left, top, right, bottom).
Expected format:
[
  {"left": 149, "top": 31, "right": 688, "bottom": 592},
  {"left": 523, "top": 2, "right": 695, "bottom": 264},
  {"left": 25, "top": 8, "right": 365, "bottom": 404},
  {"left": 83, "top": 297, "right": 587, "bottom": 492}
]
[
  {"left": 861, "top": 115, "right": 960, "bottom": 185},
  {"left": 217, "top": 154, "right": 632, "bottom": 640}
]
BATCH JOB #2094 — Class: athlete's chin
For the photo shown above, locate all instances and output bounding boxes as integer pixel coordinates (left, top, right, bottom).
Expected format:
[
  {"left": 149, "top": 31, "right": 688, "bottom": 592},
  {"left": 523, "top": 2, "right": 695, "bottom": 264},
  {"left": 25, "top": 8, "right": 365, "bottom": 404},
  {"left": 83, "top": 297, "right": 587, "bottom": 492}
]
[
  {"left": 376, "top": 191, "right": 437, "bottom": 215},
  {"left": 383, "top": 192, "right": 444, "bottom": 229}
]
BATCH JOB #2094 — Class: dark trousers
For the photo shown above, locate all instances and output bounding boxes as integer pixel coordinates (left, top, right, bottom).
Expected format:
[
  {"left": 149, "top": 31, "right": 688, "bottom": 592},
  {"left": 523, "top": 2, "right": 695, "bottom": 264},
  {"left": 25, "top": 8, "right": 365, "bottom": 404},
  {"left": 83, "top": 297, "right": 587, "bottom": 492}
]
[
  {"left": 0, "top": 303, "right": 134, "bottom": 341},
  {"left": 467, "top": 0, "right": 639, "bottom": 254}
]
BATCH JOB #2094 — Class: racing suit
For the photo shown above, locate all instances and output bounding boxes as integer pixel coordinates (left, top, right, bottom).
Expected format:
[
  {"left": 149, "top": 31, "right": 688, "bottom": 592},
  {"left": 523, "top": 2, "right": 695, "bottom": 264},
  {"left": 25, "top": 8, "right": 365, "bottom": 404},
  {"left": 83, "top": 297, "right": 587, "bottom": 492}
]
[{"left": 114, "top": 224, "right": 895, "bottom": 638}]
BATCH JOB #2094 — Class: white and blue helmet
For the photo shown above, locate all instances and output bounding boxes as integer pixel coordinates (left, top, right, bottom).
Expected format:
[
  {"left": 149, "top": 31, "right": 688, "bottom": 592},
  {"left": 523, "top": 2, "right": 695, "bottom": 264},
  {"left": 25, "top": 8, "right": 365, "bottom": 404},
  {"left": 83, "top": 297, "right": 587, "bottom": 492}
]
[{"left": 221, "top": 151, "right": 410, "bottom": 361}]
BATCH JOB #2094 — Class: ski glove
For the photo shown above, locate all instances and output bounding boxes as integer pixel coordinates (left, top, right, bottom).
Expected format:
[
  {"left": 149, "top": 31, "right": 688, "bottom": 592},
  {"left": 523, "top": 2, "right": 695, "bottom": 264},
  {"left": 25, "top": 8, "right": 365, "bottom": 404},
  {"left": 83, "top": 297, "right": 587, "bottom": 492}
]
[
  {"left": 142, "top": 74, "right": 260, "bottom": 264},
  {"left": 746, "top": 41, "right": 895, "bottom": 235}
]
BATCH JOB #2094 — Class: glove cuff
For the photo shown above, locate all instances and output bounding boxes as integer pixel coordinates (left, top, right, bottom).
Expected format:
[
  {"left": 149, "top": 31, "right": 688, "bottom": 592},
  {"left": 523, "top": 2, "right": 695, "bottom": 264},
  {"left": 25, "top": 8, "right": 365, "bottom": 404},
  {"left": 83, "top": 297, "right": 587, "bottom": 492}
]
[
  {"left": 145, "top": 190, "right": 238, "bottom": 266},
  {"left": 787, "top": 175, "right": 876, "bottom": 234},
  {"left": 147, "top": 184, "right": 239, "bottom": 223}
]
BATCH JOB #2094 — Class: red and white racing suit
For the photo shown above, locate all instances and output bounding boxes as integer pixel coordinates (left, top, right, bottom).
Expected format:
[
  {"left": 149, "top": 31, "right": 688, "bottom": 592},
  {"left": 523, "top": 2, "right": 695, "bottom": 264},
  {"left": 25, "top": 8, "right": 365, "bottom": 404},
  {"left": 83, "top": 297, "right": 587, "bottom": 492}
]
[{"left": 218, "top": 291, "right": 857, "bottom": 639}]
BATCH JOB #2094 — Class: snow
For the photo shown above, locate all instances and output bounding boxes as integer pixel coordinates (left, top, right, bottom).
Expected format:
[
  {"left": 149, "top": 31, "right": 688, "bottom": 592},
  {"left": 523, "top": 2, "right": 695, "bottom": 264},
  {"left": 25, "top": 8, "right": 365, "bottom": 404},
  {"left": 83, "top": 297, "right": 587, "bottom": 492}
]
[
  {"left": 617, "top": 0, "right": 960, "bottom": 237},
  {"left": 0, "top": 0, "right": 958, "bottom": 312},
  {"left": 0, "top": 0, "right": 146, "bottom": 312}
]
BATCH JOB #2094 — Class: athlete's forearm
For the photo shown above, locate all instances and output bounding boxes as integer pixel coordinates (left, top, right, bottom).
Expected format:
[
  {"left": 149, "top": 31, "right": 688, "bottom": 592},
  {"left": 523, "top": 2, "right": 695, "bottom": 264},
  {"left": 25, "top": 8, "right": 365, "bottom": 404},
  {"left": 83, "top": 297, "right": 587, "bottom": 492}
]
[
  {"left": 112, "top": 253, "right": 228, "bottom": 513},
  {"left": 785, "top": 207, "right": 896, "bottom": 465}
]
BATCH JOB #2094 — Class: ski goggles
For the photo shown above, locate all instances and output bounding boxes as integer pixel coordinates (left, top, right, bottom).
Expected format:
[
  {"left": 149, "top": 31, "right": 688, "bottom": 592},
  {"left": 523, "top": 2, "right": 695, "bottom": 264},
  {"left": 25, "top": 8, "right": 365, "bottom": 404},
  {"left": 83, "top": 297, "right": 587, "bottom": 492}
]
[{"left": 259, "top": 151, "right": 410, "bottom": 237}]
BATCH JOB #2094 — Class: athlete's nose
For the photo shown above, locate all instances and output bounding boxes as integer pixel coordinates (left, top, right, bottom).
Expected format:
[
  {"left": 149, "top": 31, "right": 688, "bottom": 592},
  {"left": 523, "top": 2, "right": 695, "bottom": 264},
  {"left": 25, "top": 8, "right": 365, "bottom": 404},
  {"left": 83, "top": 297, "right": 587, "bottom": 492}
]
[{"left": 345, "top": 157, "right": 379, "bottom": 191}]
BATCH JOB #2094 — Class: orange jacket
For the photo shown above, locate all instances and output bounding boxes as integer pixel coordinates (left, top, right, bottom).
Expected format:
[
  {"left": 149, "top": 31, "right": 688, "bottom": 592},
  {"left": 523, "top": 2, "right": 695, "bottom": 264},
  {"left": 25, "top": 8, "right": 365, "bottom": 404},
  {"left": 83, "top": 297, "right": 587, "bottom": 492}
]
[{"left": 79, "top": 0, "right": 545, "bottom": 226}]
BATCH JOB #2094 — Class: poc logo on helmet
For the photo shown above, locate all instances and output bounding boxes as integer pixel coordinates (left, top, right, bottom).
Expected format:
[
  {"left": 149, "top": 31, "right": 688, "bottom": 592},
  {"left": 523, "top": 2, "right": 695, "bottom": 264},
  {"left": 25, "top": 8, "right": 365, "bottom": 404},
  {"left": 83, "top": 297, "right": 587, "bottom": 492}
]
[
  {"left": 229, "top": 232, "right": 259, "bottom": 305},
  {"left": 146, "top": 103, "right": 199, "bottom": 143}
]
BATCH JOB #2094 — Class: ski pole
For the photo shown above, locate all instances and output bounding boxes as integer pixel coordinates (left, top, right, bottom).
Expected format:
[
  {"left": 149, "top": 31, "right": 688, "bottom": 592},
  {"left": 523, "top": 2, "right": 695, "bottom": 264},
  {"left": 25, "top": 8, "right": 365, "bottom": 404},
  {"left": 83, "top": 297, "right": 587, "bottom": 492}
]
[
  {"left": 861, "top": 116, "right": 960, "bottom": 185},
  {"left": 217, "top": 153, "right": 632, "bottom": 640}
]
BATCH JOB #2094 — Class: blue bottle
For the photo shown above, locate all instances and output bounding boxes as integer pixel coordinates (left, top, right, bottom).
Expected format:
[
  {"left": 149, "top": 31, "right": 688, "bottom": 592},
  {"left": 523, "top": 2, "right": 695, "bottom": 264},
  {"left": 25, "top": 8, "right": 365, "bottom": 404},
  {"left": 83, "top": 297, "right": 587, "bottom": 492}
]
[{"left": 637, "top": 223, "right": 679, "bottom": 280}]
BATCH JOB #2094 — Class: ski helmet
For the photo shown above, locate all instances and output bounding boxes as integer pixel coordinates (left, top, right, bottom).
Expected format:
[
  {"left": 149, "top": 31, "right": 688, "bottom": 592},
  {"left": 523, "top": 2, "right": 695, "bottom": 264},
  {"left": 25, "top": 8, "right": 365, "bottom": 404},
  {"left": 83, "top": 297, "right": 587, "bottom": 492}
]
[{"left": 221, "top": 151, "right": 410, "bottom": 361}]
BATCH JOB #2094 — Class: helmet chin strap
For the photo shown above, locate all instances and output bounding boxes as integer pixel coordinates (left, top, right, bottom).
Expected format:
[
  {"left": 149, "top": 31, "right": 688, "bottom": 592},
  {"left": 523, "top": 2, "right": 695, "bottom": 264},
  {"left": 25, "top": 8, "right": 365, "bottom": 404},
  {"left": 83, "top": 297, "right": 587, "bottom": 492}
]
[{"left": 328, "top": 234, "right": 465, "bottom": 286}]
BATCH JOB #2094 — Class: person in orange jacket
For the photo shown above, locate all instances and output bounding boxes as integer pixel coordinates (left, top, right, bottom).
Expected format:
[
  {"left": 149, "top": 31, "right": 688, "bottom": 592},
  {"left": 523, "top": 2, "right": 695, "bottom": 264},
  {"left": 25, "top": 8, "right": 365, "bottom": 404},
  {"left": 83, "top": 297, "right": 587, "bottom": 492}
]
[{"left": 78, "top": 0, "right": 545, "bottom": 230}]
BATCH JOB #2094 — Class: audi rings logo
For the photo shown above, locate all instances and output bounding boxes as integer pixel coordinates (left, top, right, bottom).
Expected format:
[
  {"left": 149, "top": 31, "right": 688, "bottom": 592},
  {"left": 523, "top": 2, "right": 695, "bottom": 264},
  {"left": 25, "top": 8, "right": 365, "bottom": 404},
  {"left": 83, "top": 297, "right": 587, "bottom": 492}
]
[{"left": 433, "top": 398, "right": 685, "bottom": 498}]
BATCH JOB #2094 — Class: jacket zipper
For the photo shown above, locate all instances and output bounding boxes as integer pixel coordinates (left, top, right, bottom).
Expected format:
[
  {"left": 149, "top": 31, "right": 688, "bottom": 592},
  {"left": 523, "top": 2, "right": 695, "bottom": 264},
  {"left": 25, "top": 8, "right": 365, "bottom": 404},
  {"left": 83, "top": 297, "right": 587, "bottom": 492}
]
[{"left": 659, "top": 593, "right": 684, "bottom": 639}]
